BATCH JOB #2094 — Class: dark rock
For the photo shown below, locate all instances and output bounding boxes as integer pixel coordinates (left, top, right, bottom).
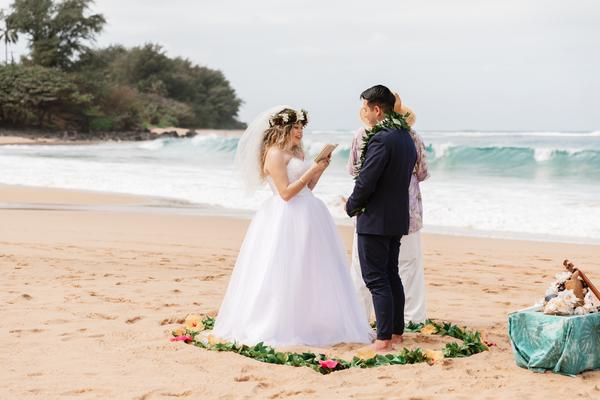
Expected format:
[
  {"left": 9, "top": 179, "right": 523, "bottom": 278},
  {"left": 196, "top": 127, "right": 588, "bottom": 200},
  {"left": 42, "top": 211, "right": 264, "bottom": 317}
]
[{"left": 544, "top": 294, "right": 558, "bottom": 302}]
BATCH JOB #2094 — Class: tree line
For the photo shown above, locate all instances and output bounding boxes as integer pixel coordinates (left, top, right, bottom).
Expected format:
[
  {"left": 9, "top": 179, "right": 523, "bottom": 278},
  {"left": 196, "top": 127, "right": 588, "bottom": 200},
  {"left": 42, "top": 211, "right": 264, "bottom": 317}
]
[{"left": 0, "top": 0, "right": 245, "bottom": 134}]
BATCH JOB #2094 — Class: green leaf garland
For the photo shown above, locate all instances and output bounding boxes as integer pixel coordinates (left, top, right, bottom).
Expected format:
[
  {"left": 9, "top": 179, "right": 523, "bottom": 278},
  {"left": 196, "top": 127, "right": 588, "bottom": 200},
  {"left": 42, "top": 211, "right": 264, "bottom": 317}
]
[{"left": 172, "top": 316, "right": 489, "bottom": 375}]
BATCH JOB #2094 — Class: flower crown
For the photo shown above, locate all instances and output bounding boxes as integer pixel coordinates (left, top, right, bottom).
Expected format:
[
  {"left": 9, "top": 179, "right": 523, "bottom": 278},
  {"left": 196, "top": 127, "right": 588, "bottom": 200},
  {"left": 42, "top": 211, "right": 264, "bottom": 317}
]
[{"left": 269, "top": 108, "right": 308, "bottom": 128}]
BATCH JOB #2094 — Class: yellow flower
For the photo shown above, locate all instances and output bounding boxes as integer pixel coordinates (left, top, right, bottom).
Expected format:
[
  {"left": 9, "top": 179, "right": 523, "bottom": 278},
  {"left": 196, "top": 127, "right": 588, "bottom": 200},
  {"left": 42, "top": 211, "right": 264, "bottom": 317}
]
[
  {"left": 356, "top": 346, "right": 376, "bottom": 360},
  {"left": 424, "top": 349, "right": 444, "bottom": 365},
  {"left": 207, "top": 334, "right": 227, "bottom": 346},
  {"left": 184, "top": 314, "right": 204, "bottom": 332},
  {"left": 172, "top": 327, "right": 186, "bottom": 337},
  {"left": 420, "top": 324, "right": 437, "bottom": 335}
]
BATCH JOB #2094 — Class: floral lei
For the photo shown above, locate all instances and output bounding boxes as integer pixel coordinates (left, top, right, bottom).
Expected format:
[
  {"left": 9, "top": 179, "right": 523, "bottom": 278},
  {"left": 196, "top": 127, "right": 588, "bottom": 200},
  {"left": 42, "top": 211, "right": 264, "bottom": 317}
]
[{"left": 355, "top": 111, "right": 411, "bottom": 180}]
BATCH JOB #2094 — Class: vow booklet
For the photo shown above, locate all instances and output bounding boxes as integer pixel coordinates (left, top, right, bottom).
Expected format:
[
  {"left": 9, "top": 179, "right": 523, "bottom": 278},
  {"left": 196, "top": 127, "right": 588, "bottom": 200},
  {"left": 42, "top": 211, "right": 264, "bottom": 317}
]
[{"left": 314, "top": 144, "right": 338, "bottom": 163}]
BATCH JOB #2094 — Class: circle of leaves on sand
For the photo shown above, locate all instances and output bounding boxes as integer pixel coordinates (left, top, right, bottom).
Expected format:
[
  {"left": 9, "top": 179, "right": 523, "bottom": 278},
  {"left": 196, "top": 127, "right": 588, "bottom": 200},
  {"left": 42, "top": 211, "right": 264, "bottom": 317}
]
[{"left": 170, "top": 316, "right": 490, "bottom": 375}]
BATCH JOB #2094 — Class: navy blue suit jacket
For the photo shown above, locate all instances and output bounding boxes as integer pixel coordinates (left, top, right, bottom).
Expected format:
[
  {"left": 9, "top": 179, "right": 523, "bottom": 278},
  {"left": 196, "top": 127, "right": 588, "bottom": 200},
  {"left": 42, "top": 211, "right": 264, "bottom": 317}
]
[{"left": 346, "top": 127, "right": 417, "bottom": 236}]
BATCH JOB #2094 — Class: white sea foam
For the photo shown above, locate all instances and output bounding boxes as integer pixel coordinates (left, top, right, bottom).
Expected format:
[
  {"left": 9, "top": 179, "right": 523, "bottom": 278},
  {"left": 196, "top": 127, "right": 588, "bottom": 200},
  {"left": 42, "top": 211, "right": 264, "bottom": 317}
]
[
  {"left": 138, "top": 139, "right": 166, "bottom": 150},
  {"left": 430, "top": 143, "right": 453, "bottom": 159},
  {"left": 1, "top": 131, "right": 599, "bottom": 242},
  {"left": 533, "top": 148, "right": 553, "bottom": 162},
  {"left": 191, "top": 134, "right": 219, "bottom": 145}
]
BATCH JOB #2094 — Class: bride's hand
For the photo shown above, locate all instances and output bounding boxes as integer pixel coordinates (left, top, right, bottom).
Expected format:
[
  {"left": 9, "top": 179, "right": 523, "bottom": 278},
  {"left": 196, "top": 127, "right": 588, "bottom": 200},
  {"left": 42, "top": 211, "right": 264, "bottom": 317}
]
[{"left": 313, "top": 157, "right": 330, "bottom": 173}]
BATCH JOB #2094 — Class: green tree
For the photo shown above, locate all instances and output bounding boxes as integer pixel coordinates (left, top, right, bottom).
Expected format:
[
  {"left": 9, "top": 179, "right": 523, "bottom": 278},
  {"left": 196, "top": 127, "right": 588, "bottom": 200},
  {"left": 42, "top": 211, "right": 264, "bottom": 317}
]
[
  {"left": 108, "top": 43, "right": 173, "bottom": 95},
  {"left": 0, "top": 9, "right": 19, "bottom": 64},
  {"left": 103, "top": 43, "right": 244, "bottom": 128},
  {"left": 0, "top": 64, "right": 92, "bottom": 129},
  {"left": 8, "top": 0, "right": 105, "bottom": 69}
]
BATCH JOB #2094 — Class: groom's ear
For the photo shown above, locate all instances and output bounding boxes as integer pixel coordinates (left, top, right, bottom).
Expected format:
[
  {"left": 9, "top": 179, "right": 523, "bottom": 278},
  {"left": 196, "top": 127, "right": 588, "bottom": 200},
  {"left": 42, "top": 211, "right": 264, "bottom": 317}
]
[{"left": 372, "top": 104, "right": 383, "bottom": 117}]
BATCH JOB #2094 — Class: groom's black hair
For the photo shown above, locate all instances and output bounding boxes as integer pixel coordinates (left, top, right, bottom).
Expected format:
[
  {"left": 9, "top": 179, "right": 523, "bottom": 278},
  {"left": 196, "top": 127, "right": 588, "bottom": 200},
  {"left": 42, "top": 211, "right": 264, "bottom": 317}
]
[{"left": 360, "top": 85, "right": 395, "bottom": 113}]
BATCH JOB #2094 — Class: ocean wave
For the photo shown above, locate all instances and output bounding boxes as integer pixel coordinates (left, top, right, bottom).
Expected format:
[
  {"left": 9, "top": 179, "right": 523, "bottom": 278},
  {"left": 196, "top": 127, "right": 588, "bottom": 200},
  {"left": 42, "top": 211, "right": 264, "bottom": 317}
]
[
  {"left": 136, "top": 135, "right": 239, "bottom": 154},
  {"left": 425, "top": 130, "right": 600, "bottom": 138},
  {"left": 138, "top": 138, "right": 167, "bottom": 150},
  {"left": 425, "top": 144, "right": 600, "bottom": 177},
  {"left": 131, "top": 134, "right": 600, "bottom": 176}
]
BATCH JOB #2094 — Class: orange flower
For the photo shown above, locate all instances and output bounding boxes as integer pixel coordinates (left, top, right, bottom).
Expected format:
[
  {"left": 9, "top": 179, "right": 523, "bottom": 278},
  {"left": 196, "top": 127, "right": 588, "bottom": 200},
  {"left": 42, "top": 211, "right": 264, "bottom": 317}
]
[
  {"left": 420, "top": 324, "right": 437, "bottom": 335},
  {"left": 172, "top": 327, "right": 186, "bottom": 337},
  {"left": 356, "top": 347, "right": 376, "bottom": 359},
  {"left": 423, "top": 349, "right": 444, "bottom": 365},
  {"left": 207, "top": 334, "right": 227, "bottom": 346},
  {"left": 184, "top": 314, "right": 204, "bottom": 332}
]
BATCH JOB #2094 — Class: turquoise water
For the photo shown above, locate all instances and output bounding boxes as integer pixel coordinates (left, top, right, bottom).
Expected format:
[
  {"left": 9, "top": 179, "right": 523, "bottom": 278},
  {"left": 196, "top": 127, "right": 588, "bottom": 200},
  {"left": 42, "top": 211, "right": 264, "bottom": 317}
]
[{"left": 1, "top": 130, "right": 599, "bottom": 242}]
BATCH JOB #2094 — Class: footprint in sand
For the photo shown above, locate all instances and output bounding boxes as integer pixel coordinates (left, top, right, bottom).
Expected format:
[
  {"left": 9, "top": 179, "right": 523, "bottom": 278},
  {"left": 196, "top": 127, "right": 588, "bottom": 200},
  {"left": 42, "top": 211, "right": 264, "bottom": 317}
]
[
  {"left": 46, "top": 318, "right": 71, "bottom": 324},
  {"left": 160, "top": 316, "right": 185, "bottom": 325},
  {"left": 160, "top": 391, "right": 192, "bottom": 397},
  {"left": 88, "top": 334, "right": 105, "bottom": 339},
  {"left": 87, "top": 312, "right": 118, "bottom": 320},
  {"left": 268, "top": 389, "right": 314, "bottom": 399},
  {"left": 61, "top": 388, "right": 94, "bottom": 395},
  {"left": 126, "top": 316, "right": 143, "bottom": 324}
]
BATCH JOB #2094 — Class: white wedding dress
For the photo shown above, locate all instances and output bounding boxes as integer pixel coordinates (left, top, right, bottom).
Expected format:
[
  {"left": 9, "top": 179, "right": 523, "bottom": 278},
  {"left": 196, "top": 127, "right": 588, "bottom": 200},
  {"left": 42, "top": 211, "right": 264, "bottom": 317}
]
[{"left": 212, "top": 157, "right": 373, "bottom": 347}]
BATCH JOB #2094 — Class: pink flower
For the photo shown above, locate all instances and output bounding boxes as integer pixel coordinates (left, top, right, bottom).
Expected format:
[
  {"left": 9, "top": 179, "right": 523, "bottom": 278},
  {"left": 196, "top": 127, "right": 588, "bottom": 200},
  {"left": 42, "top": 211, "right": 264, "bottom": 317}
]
[
  {"left": 318, "top": 359, "right": 339, "bottom": 369},
  {"left": 170, "top": 335, "right": 193, "bottom": 342}
]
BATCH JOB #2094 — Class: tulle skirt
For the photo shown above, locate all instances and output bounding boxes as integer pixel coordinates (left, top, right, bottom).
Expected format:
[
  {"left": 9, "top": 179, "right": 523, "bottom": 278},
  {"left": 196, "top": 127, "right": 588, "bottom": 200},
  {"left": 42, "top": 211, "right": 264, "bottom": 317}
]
[{"left": 212, "top": 191, "right": 373, "bottom": 347}]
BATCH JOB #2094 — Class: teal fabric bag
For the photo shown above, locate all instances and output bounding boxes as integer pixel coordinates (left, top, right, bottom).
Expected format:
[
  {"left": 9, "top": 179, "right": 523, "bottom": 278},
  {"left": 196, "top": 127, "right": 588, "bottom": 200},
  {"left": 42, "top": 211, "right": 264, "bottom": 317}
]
[{"left": 508, "top": 308, "right": 600, "bottom": 376}]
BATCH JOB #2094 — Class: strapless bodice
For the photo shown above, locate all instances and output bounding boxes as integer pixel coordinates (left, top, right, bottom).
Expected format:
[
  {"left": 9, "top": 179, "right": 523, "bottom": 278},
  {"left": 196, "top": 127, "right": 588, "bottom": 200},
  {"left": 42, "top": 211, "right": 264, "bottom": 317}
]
[{"left": 267, "top": 157, "right": 312, "bottom": 197}]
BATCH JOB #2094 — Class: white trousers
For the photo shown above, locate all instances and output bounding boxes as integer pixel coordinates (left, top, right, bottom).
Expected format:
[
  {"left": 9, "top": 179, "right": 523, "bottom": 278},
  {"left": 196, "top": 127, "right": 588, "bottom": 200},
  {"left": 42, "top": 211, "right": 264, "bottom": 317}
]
[{"left": 350, "top": 230, "right": 427, "bottom": 324}]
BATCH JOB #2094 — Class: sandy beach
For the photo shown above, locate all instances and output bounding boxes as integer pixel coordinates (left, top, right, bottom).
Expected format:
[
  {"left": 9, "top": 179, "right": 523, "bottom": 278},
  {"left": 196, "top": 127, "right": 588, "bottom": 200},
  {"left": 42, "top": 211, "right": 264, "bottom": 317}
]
[
  {"left": 0, "top": 136, "right": 64, "bottom": 145},
  {"left": 1, "top": 184, "right": 599, "bottom": 399}
]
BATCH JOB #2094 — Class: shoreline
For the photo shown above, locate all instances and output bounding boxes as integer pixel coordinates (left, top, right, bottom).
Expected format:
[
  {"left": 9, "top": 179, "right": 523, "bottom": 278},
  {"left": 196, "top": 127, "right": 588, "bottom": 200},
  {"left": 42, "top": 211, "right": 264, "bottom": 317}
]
[
  {"left": 1, "top": 183, "right": 599, "bottom": 246},
  {"left": 0, "top": 127, "right": 243, "bottom": 146}
]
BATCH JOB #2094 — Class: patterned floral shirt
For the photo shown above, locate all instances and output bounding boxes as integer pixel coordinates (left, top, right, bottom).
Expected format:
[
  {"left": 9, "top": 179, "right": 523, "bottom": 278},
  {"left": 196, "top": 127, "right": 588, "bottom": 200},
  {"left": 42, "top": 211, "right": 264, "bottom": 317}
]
[{"left": 347, "top": 127, "right": 429, "bottom": 233}]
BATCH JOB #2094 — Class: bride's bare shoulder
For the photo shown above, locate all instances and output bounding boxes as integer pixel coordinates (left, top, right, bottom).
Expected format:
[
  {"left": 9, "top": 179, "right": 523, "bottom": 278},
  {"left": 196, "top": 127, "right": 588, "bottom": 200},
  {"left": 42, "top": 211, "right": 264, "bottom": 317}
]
[{"left": 265, "top": 147, "right": 291, "bottom": 163}]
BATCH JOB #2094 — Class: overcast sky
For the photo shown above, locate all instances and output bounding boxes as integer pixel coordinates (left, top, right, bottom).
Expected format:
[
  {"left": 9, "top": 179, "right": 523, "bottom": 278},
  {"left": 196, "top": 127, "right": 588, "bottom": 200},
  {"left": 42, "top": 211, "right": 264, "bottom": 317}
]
[{"left": 2, "top": 0, "right": 599, "bottom": 131}]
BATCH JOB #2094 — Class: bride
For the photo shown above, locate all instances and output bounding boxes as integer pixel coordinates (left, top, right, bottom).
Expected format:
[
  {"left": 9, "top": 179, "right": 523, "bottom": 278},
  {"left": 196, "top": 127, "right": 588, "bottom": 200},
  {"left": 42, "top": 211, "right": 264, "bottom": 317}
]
[{"left": 212, "top": 105, "right": 373, "bottom": 347}]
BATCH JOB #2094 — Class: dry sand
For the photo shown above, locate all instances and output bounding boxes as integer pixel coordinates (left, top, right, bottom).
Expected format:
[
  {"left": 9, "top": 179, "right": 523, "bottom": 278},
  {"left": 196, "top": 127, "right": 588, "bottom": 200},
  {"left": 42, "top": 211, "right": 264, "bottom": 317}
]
[
  {"left": 1, "top": 184, "right": 599, "bottom": 399},
  {"left": 0, "top": 136, "right": 62, "bottom": 145}
]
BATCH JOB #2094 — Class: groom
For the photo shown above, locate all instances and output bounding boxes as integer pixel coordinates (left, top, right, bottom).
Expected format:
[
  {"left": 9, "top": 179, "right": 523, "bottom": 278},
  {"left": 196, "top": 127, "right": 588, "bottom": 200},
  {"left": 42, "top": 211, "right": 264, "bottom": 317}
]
[{"left": 346, "top": 85, "right": 417, "bottom": 352}]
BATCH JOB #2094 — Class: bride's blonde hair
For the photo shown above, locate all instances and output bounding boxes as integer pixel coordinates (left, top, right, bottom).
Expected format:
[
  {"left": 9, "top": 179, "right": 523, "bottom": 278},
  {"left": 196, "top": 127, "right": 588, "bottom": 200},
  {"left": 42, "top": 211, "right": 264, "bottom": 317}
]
[{"left": 259, "top": 124, "right": 304, "bottom": 177}]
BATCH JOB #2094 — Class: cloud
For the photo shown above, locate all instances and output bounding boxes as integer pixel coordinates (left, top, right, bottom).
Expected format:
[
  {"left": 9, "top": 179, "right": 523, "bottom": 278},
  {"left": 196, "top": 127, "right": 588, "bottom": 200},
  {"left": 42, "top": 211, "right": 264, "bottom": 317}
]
[{"left": 0, "top": 0, "right": 598, "bottom": 130}]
